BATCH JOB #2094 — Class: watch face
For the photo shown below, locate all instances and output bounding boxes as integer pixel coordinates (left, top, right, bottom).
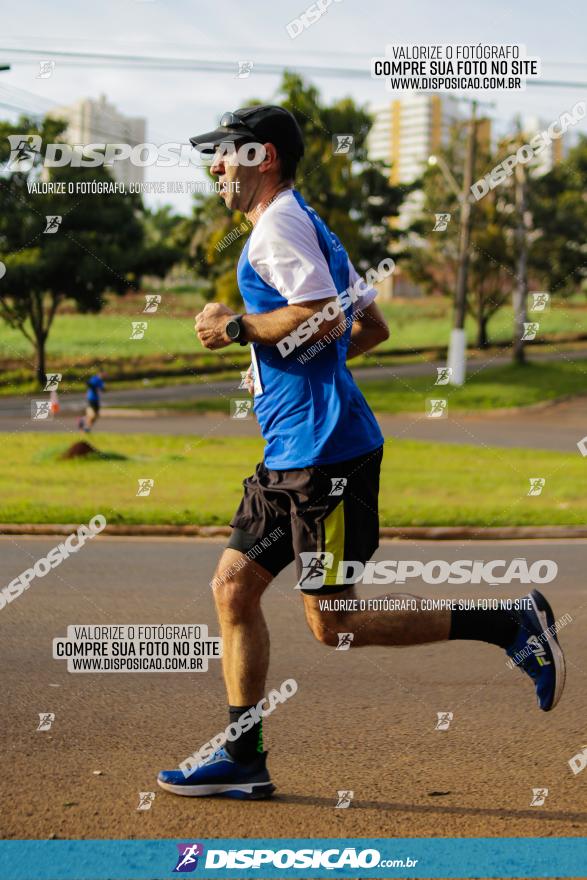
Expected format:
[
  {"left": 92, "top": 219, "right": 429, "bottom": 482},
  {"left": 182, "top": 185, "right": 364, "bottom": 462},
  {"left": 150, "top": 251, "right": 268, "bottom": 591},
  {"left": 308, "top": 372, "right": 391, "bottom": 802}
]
[{"left": 226, "top": 318, "right": 240, "bottom": 340}]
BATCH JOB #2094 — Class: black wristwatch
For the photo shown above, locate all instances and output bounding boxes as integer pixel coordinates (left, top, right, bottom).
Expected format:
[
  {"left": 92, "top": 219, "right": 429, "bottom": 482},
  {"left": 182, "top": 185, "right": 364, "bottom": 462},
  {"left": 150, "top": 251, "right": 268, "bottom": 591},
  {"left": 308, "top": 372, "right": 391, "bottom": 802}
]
[{"left": 225, "top": 314, "right": 247, "bottom": 346}]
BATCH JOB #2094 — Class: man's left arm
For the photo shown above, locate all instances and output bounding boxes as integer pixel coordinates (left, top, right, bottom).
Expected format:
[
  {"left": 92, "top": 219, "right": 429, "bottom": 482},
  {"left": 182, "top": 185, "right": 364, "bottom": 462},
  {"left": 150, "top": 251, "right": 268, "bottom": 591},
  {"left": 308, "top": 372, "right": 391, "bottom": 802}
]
[{"left": 346, "top": 300, "right": 389, "bottom": 359}]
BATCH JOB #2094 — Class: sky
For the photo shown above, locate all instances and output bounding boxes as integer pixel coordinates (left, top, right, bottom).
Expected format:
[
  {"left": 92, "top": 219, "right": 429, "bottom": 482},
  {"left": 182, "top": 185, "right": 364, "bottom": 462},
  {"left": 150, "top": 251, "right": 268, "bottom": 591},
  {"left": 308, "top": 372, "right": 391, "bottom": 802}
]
[{"left": 0, "top": 0, "right": 585, "bottom": 214}]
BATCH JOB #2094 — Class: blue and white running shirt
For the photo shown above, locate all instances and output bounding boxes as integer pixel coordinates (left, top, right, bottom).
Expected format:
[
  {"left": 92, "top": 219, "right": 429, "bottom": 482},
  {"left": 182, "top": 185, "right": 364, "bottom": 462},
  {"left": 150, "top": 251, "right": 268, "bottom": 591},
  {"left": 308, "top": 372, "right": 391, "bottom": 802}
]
[{"left": 237, "top": 188, "right": 384, "bottom": 469}]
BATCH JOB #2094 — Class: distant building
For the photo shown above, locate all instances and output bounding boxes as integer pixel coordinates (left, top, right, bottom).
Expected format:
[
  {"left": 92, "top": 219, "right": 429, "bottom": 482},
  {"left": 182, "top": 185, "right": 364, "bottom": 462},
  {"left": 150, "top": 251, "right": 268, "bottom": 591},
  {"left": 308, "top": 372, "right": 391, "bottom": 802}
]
[
  {"left": 518, "top": 115, "right": 567, "bottom": 177},
  {"left": 367, "top": 94, "right": 467, "bottom": 186},
  {"left": 367, "top": 94, "right": 491, "bottom": 297},
  {"left": 47, "top": 94, "right": 146, "bottom": 186}
]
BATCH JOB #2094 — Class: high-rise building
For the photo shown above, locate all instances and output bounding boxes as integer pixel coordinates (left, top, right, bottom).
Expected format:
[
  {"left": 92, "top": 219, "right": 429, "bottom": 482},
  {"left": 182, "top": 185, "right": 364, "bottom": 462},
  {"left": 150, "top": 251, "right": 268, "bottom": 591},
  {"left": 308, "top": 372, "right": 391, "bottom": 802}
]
[
  {"left": 518, "top": 115, "right": 567, "bottom": 177},
  {"left": 47, "top": 94, "right": 146, "bottom": 186},
  {"left": 366, "top": 94, "right": 490, "bottom": 297},
  {"left": 367, "top": 94, "right": 464, "bottom": 186}
]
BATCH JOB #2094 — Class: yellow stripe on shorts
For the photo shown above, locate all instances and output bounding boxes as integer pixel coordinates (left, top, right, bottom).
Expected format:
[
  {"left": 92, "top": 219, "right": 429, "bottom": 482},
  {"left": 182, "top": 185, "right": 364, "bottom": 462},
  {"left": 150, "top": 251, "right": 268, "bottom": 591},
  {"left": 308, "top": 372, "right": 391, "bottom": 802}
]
[{"left": 322, "top": 502, "right": 345, "bottom": 586}]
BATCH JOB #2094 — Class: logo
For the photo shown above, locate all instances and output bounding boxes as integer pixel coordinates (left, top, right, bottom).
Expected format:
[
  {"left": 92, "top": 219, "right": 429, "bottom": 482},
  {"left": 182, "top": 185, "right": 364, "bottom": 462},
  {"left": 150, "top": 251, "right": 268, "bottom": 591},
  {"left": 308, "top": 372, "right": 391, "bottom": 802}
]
[
  {"left": 180, "top": 679, "right": 297, "bottom": 775},
  {"left": 43, "top": 373, "right": 62, "bottom": 391},
  {"left": 44, "top": 215, "right": 62, "bottom": 234},
  {"left": 426, "top": 398, "right": 448, "bottom": 418},
  {"left": 435, "top": 711, "right": 453, "bottom": 731},
  {"left": 298, "top": 557, "right": 556, "bottom": 588},
  {"left": 329, "top": 477, "right": 347, "bottom": 496},
  {"left": 7, "top": 135, "right": 265, "bottom": 170},
  {"left": 435, "top": 367, "right": 452, "bottom": 385},
  {"left": 470, "top": 101, "right": 585, "bottom": 201},
  {"left": 569, "top": 746, "right": 587, "bottom": 776},
  {"left": 136, "top": 791, "right": 156, "bottom": 811},
  {"left": 530, "top": 292, "right": 550, "bottom": 312},
  {"left": 137, "top": 479, "right": 155, "bottom": 497},
  {"left": 7, "top": 134, "right": 42, "bottom": 171},
  {"left": 143, "top": 294, "right": 161, "bottom": 313},
  {"left": 530, "top": 787, "right": 548, "bottom": 806},
  {"left": 31, "top": 400, "right": 52, "bottom": 420},
  {"left": 37, "top": 712, "right": 55, "bottom": 731},
  {"left": 173, "top": 843, "right": 205, "bottom": 873},
  {"left": 286, "top": 0, "right": 344, "bottom": 40},
  {"left": 332, "top": 135, "right": 354, "bottom": 157},
  {"left": 236, "top": 61, "right": 254, "bottom": 79},
  {"left": 335, "top": 790, "right": 354, "bottom": 808},
  {"left": 277, "top": 258, "right": 395, "bottom": 358},
  {"left": 522, "top": 322, "right": 539, "bottom": 341},
  {"left": 231, "top": 399, "right": 252, "bottom": 419},
  {"left": 1, "top": 516, "right": 106, "bottom": 615},
  {"left": 296, "top": 551, "right": 334, "bottom": 590},
  {"left": 528, "top": 477, "right": 545, "bottom": 497},
  {"left": 37, "top": 60, "right": 55, "bottom": 79},
  {"left": 577, "top": 436, "right": 587, "bottom": 457},
  {"left": 433, "top": 213, "right": 451, "bottom": 231},
  {"left": 130, "top": 321, "right": 148, "bottom": 340},
  {"left": 336, "top": 632, "right": 354, "bottom": 651},
  {"left": 526, "top": 634, "right": 551, "bottom": 666}
]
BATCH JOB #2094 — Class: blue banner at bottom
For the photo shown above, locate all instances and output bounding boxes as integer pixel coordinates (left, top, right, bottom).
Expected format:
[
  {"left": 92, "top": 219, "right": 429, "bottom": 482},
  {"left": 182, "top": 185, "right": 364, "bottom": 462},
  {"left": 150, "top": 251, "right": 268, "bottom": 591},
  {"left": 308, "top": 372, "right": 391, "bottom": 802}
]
[{"left": 0, "top": 838, "right": 585, "bottom": 879}]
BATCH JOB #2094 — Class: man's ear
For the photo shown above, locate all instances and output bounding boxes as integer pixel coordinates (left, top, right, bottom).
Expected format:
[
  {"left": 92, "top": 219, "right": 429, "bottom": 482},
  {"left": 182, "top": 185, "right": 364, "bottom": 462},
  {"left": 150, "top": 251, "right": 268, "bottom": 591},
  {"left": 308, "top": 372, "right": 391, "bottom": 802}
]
[{"left": 259, "top": 142, "right": 279, "bottom": 174}]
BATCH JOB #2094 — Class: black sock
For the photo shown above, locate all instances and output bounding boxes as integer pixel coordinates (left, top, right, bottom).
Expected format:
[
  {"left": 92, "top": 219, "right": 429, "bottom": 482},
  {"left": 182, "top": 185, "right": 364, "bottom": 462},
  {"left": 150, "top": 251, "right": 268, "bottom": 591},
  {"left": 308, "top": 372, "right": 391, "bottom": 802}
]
[
  {"left": 225, "top": 705, "right": 263, "bottom": 763},
  {"left": 449, "top": 608, "right": 518, "bottom": 649}
]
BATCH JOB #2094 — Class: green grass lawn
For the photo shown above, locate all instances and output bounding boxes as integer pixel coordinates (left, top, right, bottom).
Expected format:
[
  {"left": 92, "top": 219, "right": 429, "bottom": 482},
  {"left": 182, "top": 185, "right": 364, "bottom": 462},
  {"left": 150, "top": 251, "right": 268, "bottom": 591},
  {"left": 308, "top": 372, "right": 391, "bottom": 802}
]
[
  {"left": 1, "top": 433, "right": 584, "bottom": 526},
  {"left": 1, "top": 297, "right": 585, "bottom": 363},
  {"left": 361, "top": 360, "right": 587, "bottom": 413},
  {"left": 129, "top": 361, "right": 587, "bottom": 416}
]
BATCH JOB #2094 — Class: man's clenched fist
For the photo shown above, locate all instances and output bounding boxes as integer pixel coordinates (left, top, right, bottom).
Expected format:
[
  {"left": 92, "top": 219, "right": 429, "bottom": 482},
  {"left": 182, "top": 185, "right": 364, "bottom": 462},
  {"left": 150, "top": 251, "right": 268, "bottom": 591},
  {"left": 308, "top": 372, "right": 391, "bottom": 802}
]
[{"left": 195, "top": 302, "right": 236, "bottom": 349}]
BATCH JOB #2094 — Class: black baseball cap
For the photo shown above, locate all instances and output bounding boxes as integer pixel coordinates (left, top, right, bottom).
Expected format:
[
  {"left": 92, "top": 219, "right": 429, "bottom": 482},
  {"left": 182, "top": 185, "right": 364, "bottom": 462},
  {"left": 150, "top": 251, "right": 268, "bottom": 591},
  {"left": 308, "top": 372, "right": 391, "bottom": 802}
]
[{"left": 189, "top": 104, "right": 304, "bottom": 160}]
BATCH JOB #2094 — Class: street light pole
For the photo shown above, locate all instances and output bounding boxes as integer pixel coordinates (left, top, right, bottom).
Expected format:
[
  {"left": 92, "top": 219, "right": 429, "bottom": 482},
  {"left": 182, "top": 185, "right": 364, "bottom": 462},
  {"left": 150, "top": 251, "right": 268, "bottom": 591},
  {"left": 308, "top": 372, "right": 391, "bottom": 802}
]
[
  {"left": 447, "top": 100, "right": 477, "bottom": 386},
  {"left": 513, "top": 153, "right": 529, "bottom": 365}
]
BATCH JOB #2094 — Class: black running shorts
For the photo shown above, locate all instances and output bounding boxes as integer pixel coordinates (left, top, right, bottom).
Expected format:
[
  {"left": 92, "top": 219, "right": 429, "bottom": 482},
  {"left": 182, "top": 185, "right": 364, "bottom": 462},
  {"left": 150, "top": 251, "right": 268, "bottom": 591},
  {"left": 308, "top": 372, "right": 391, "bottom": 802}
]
[{"left": 227, "top": 445, "right": 383, "bottom": 594}]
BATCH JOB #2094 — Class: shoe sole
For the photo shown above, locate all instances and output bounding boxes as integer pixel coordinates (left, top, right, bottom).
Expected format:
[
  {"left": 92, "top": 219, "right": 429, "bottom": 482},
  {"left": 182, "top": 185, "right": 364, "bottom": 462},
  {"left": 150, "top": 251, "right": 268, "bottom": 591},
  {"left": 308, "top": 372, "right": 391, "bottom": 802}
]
[
  {"left": 157, "top": 779, "right": 275, "bottom": 799},
  {"left": 528, "top": 589, "right": 566, "bottom": 711}
]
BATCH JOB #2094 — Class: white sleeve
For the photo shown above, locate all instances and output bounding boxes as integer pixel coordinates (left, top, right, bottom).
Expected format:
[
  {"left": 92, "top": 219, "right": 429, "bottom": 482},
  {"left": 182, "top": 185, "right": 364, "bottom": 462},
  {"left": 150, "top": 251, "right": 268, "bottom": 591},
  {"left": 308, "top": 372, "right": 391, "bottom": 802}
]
[
  {"left": 248, "top": 206, "right": 338, "bottom": 305},
  {"left": 347, "top": 259, "right": 378, "bottom": 311}
]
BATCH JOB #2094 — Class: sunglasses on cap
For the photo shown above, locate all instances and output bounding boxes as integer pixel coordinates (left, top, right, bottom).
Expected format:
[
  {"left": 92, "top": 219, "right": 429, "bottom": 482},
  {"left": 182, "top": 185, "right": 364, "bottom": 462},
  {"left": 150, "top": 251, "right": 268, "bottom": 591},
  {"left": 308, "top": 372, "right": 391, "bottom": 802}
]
[{"left": 219, "top": 111, "right": 257, "bottom": 136}]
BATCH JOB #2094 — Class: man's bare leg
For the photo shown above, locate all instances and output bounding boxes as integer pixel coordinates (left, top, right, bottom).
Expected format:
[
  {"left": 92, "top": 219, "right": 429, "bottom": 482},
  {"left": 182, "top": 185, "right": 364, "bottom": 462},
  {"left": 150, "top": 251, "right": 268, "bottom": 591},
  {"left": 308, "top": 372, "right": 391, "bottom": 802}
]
[
  {"left": 301, "top": 582, "right": 566, "bottom": 714},
  {"left": 211, "top": 549, "right": 274, "bottom": 704},
  {"left": 85, "top": 406, "right": 97, "bottom": 431},
  {"left": 302, "top": 584, "right": 450, "bottom": 646},
  {"left": 156, "top": 549, "right": 276, "bottom": 795}
]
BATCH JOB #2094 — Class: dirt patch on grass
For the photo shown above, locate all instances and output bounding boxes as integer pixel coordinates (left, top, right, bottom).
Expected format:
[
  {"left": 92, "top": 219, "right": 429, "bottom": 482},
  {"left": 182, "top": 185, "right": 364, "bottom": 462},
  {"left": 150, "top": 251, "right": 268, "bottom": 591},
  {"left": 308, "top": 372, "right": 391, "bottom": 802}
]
[{"left": 60, "top": 441, "right": 99, "bottom": 459}]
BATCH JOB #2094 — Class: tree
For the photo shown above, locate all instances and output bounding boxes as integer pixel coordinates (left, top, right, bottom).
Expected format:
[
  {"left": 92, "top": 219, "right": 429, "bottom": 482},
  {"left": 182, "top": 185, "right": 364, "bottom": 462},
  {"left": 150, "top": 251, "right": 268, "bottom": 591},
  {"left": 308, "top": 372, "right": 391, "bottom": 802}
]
[
  {"left": 404, "top": 121, "right": 517, "bottom": 349},
  {"left": 528, "top": 135, "right": 587, "bottom": 295},
  {"left": 0, "top": 116, "right": 178, "bottom": 386}
]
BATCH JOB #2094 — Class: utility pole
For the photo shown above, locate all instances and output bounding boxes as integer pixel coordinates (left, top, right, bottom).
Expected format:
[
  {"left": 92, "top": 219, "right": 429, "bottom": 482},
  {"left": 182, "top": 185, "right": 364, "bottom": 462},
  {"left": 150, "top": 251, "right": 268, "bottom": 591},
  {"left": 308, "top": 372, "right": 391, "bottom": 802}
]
[
  {"left": 513, "top": 158, "right": 529, "bottom": 364},
  {"left": 447, "top": 100, "right": 477, "bottom": 386},
  {"left": 445, "top": 97, "right": 494, "bottom": 385}
]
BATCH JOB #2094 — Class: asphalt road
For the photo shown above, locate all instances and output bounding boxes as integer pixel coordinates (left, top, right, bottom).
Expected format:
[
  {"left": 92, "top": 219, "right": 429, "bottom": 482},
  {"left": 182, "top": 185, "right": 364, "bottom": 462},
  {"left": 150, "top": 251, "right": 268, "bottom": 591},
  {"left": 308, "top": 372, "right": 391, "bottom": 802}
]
[
  {"left": 0, "top": 396, "right": 584, "bottom": 452},
  {"left": 1, "top": 348, "right": 586, "bottom": 416},
  {"left": 0, "top": 537, "right": 585, "bottom": 840}
]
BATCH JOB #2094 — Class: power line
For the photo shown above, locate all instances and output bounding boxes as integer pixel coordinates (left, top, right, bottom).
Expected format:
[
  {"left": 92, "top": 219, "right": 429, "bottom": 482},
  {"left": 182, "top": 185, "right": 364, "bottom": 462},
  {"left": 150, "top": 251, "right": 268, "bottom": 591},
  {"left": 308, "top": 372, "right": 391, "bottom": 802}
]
[{"left": 1, "top": 46, "right": 586, "bottom": 88}]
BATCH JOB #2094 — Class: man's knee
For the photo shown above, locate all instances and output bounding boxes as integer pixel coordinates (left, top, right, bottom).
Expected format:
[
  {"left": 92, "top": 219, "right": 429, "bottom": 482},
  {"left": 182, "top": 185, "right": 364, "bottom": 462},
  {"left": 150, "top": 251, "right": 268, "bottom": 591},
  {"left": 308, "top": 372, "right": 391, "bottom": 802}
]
[
  {"left": 211, "top": 550, "right": 272, "bottom": 621},
  {"left": 211, "top": 574, "right": 252, "bottom": 620},
  {"left": 306, "top": 610, "right": 344, "bottom": 647}
]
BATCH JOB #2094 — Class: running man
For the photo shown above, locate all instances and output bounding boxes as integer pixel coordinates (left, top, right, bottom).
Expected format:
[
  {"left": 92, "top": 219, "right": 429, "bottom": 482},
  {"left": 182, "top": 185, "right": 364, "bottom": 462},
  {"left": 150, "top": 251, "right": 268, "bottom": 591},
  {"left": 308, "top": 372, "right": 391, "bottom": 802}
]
[
  {"left": 157, "top": 105, "right": 565, "bottom": 799},
  {"left": 78, "top": 371, "right": 105, "bottom": 433}
]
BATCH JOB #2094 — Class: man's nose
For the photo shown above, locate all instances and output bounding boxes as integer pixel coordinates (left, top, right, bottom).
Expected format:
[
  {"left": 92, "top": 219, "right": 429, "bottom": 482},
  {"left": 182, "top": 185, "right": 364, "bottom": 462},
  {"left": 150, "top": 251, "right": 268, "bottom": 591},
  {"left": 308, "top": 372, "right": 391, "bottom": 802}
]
[{"left": 210, "top": 153, "right": 225, "bottom": 175}]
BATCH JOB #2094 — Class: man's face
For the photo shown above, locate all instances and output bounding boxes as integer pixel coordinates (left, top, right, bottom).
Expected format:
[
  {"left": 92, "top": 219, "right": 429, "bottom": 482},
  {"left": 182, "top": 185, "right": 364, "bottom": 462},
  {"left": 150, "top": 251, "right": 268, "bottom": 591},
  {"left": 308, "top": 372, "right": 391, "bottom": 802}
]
[{"left": 209, "top": 140, "right": 267, "bottom": 213}]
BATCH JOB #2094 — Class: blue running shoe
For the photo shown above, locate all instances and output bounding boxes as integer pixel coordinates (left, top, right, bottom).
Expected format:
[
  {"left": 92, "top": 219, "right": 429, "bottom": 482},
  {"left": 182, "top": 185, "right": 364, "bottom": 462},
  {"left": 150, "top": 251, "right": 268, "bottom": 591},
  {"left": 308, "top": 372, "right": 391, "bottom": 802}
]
[
  {"left": 506, "top": 589, "right": 566, "bottom": 711},
  {"left": 157, "top": 747, "right": 275, "bottom": 799}
]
